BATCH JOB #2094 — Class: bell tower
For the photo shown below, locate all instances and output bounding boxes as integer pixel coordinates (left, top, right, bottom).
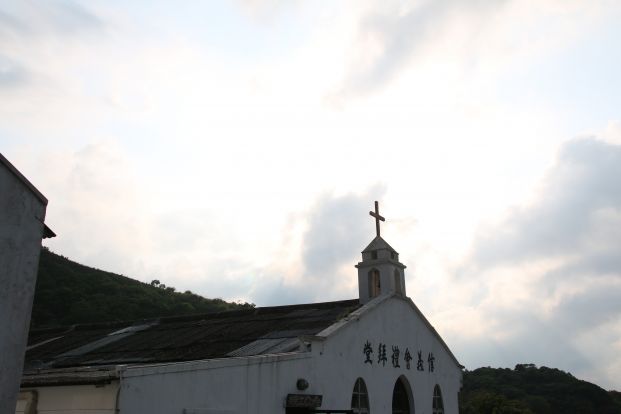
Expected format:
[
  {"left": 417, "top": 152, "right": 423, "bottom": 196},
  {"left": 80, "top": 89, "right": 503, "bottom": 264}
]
[{"left": 356, "top": 201, "right": 407, "bottom": 304}]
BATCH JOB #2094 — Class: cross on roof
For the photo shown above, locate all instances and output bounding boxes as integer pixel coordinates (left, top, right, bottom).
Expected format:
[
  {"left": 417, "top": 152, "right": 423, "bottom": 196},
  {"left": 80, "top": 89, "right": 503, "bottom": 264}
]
[{"left": 369, "top": 201, "right": 385, "bottom": 238}]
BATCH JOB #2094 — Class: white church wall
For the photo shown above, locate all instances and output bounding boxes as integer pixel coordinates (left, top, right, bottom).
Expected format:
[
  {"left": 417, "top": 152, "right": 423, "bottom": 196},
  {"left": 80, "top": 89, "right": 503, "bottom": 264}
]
[
  {"left": 117, "top": 294, "right": 461, "bottom": 414},
  {"left": 309, "top": 294, "right": 461, "bottom": 413},
  {"left": 118, "top": 353, "right": 317, "bottom": 414}
]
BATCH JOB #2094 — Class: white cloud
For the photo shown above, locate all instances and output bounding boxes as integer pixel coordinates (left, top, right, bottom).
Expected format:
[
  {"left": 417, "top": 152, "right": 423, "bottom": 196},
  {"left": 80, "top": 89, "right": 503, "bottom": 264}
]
[
  {"left": 249, "top": 186, "right": 387, "bottom": 305},
  {"left": 331, "top": 0, "right": 614, "bottom": 103},
  {"left": 447, "top": 135, "right": 621, "bottom": 389},
  {"left": 2, "top": 0, "right": 621, "bottom": 391},
  {"left": 26, "top": 140, "right": 150, "bottom": 276}
]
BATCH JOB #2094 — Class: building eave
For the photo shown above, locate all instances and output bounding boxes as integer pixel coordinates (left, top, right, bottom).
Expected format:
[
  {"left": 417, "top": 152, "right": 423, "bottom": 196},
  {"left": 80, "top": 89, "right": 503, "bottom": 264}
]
[{"left": 21, "top": 366, "right": 119, "bottom": 388}]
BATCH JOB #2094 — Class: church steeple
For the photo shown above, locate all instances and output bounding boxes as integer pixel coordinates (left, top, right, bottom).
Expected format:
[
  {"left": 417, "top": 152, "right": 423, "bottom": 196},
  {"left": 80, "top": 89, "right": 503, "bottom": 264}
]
[{"left": 356, "top": 201, "right": 407, "bottom": 304}]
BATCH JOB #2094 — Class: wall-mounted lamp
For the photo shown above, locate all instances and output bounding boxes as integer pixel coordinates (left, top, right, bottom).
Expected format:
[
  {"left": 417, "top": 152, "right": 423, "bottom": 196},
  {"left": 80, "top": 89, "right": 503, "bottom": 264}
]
[{"left": 296, "top": 378, "right": 309, "bottom": 391}]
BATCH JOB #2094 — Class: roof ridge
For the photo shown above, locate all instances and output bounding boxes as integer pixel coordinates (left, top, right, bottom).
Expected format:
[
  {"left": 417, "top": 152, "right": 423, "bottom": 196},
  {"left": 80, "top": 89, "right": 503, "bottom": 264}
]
[{"left": 28, "top": 299, "right": 361, "bottom": 332}]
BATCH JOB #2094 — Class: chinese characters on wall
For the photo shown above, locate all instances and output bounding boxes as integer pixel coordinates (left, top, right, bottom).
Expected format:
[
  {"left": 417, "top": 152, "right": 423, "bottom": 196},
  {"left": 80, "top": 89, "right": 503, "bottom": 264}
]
[{"left": 363, "top": 340, "right": 435, "bottom": 372}]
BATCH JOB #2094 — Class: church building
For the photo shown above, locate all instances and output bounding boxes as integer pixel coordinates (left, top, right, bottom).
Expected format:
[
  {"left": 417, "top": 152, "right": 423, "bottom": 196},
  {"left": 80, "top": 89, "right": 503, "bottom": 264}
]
[{"left": 17, "top": 202, "right": 462, "bottom": 414}]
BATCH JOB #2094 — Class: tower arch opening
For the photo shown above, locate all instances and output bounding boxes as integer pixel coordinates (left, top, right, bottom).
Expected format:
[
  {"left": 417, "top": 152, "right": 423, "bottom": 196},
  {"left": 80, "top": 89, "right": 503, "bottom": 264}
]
[{"left": 368, "top": 269, "right": 381, "bottom": 297}]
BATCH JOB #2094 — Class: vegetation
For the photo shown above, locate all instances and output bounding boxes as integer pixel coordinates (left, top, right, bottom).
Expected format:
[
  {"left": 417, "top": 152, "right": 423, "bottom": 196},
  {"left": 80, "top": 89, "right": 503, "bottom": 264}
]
[
  {"left": 31, "top": 249, "right": 621, "bottom": 413},
  {"left": 31, "top": 247, "right": 254, "bottom": 327},
  {"left": 460, "top": 364, "right": 620, "bottom": 414}
]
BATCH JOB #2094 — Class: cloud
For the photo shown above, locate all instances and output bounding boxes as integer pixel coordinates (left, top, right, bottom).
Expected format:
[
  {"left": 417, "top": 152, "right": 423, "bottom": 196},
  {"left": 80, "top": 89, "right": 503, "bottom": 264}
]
[
  {"left": 0, "top": 1, "right": 108, "bottom": 131},
  {"left": 0, "top": 55, "right": 29, "bottom": 88},
  {"left": 332, "top": 0, "right": 509, "bottom": 100},
  {"left": 0, "top": 1, "right": 103, "bottom": 38},
  {"left": 236, "top": 0, "right": 298, "bottom": 21},
  {"left": 330, "top": 0, "right": 615, "bottom": 104},
  {"left": 39, "top": 140, "right": 151, "bottom": 276},
  {"left": 249, "top": 186, "right": 387, "bottom": 305},
  {"left": 0, "top": 9, "right": 27, "bottom": 38},
  {"left": 302, "top": 188, "right": 385, "bottom": 277},
  {"left": 552, "top": 283, "right": 621, "bottom": 333},
  {"left": 454, "top": 136, "right": 621, "bottom": 389},
  {"left": 469, "top": 137, "right": 621, "bottom": 268}
]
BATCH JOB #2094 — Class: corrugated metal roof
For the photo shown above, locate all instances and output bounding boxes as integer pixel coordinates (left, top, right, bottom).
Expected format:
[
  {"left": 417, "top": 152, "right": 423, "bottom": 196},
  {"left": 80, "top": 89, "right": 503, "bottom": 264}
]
[
  {"left": 24, "top": 299, "right": 360, "bottom": 370},
  {"left": 226, "top": 337, "right": 301, "bottom": 357}
]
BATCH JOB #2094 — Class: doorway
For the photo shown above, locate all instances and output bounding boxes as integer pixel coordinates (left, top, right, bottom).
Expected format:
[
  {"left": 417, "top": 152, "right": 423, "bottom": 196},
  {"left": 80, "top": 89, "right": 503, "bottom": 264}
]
[{"left": 392, "top": 377, "right": 412, "bottom": 414}]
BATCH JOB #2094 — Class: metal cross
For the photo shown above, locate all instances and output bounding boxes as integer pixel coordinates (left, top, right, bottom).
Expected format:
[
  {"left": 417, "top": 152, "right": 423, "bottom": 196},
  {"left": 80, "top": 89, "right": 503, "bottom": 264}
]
[{"left": 369, "top": 201, "right": 385, "bottom": 237}]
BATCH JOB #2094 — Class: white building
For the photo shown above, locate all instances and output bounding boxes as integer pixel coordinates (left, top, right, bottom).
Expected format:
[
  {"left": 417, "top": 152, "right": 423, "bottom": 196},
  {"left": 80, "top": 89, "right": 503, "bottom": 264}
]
[
  {"left": 0, "top": 153, "right": 54, "bottom": 414},
  {"left": 18, "top": 203, "right": 462, "bottom": 414}
]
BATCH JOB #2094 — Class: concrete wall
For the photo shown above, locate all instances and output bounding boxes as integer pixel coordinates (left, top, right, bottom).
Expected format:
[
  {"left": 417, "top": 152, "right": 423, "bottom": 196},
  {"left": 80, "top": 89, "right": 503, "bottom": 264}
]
[
  {"left": 313, "top": 296, "right": 462, "bottom": 413},
  {"left": 16, "top": 384, "right": 119, "bottom": 414},
  {"left": 0, "top": 156, "right": 48, "bottom": 414},
  {"left": 118, "top": 295, "right": 462, "bottom": 414},
  {"left": 119, "top": 353, "right": 315, "bottom": 413}
]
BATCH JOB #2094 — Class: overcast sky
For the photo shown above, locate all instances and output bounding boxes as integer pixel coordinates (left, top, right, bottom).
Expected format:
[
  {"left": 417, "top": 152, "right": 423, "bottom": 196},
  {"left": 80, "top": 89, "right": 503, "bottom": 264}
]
[{"left": 2, "top": 0, "right": 621, "bottom": 390}]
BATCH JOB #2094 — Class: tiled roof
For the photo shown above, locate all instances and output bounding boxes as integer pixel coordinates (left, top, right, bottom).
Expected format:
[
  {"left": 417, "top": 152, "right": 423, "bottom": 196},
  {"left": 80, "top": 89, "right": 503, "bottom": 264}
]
[{"left": 24, "top": 299, "right": 360, "bottom": 370}]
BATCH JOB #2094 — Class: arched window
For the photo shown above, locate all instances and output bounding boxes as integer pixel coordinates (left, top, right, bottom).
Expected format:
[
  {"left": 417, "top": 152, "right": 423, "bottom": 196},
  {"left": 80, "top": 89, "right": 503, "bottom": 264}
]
[
  {"left": 392, "top": 377, "right": 412, "bottom": 414},
  {"left": 351, "top": 378, "right": 370, "bottom": 414},
  {"left": 368, "top": 269, "right": 381, "bottom": 297},
  {"left": 432, "top": 385, "right": 444, "bottom": 414}
]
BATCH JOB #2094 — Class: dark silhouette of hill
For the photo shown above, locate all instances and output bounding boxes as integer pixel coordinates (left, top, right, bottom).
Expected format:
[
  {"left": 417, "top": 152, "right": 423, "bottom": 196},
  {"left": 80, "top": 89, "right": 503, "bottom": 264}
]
[
  {"left": 460, "top": 364, "right": 620, "bottom": 414},
  {"left": 31, "top": 247, "right": 253, "bottom": 328}
]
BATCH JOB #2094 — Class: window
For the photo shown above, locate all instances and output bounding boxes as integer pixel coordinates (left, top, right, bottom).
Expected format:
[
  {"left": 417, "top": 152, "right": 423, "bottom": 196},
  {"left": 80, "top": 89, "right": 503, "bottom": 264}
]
[
  {"left": 392, "top": 377, "right": 412, "bottom": 414},
  {"left": 394, "top": 270, "right": 402, "bottom": 295},
  {"left": 369, "top": 269, "right": 381, "bottom": 297},
  {"left": 351, "top": 378, "right": 370, "bottom": 414},
  {"left": 432, "top": 385, "right": 444, "bottom": 414}
]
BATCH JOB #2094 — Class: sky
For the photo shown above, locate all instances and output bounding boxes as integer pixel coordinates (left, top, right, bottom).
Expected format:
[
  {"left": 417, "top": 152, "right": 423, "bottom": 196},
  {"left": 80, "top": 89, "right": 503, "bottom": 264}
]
[{"left": 1, "top": 0, "right": 621, "bottom": 390}]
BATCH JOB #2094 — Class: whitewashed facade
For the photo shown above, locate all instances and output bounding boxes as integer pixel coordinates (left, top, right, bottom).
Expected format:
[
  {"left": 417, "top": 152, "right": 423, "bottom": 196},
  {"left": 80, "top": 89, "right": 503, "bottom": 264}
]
[{"left": 119, "top": 294, "right": 462, "bottom": 413}]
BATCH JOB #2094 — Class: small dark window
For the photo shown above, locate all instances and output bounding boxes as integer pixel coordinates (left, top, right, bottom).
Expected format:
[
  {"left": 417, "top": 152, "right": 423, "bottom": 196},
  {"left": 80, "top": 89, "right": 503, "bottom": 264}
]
[
  {"left": 351, "top": 378, "right": 370, "bottom": 413},
  {"left": 371, "top": 251, "right": 378, "bottom": 260}
]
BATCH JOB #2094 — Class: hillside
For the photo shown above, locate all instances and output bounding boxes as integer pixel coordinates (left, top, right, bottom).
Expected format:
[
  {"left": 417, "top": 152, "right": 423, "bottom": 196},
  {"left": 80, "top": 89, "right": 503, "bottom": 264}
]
[
  {"left": 460, "top": 364, "right": 620, "bottom": 414},
  {"left": 31, "top": 247, "right": 253, "bottom": 327}
]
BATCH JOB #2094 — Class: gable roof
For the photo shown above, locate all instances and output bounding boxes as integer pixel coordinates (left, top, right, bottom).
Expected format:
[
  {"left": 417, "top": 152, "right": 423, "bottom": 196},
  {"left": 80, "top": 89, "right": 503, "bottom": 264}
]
[
  {"left": 24, "top": 299, "right": 360, "bottom": 370},
  {"left": 362, "top": 236, "right": 398, "bottom": 253},
  {"left": 313, "top": 293, "right": 463, "bottom": 369}
]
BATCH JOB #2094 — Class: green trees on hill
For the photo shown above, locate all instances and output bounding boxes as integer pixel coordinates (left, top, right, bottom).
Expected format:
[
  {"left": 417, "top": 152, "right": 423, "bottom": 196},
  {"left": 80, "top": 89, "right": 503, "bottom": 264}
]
[
  {"left": 31, "top": 247, "right": 254, "bottom": 327},
  {"left": 31, "top": 249, "right": 621, "bottom": 413},
  {"left": 460, "top": 364, "right": 620, "bottom": 414}
]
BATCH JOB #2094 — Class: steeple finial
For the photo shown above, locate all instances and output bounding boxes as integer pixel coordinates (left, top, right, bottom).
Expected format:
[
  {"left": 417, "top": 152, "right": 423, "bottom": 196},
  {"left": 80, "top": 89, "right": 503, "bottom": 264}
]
[{"left": 369, "top": 200, "right": 385, "bottom": 237}]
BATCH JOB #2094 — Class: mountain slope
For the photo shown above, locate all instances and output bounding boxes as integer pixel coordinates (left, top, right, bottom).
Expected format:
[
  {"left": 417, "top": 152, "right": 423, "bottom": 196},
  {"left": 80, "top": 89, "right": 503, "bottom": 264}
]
[
  {"left": 460, "top": 364, "right": 620, "bottom": 414},
  {"left": 31, "top": 247, "right": 252, "bottom": 327}
]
